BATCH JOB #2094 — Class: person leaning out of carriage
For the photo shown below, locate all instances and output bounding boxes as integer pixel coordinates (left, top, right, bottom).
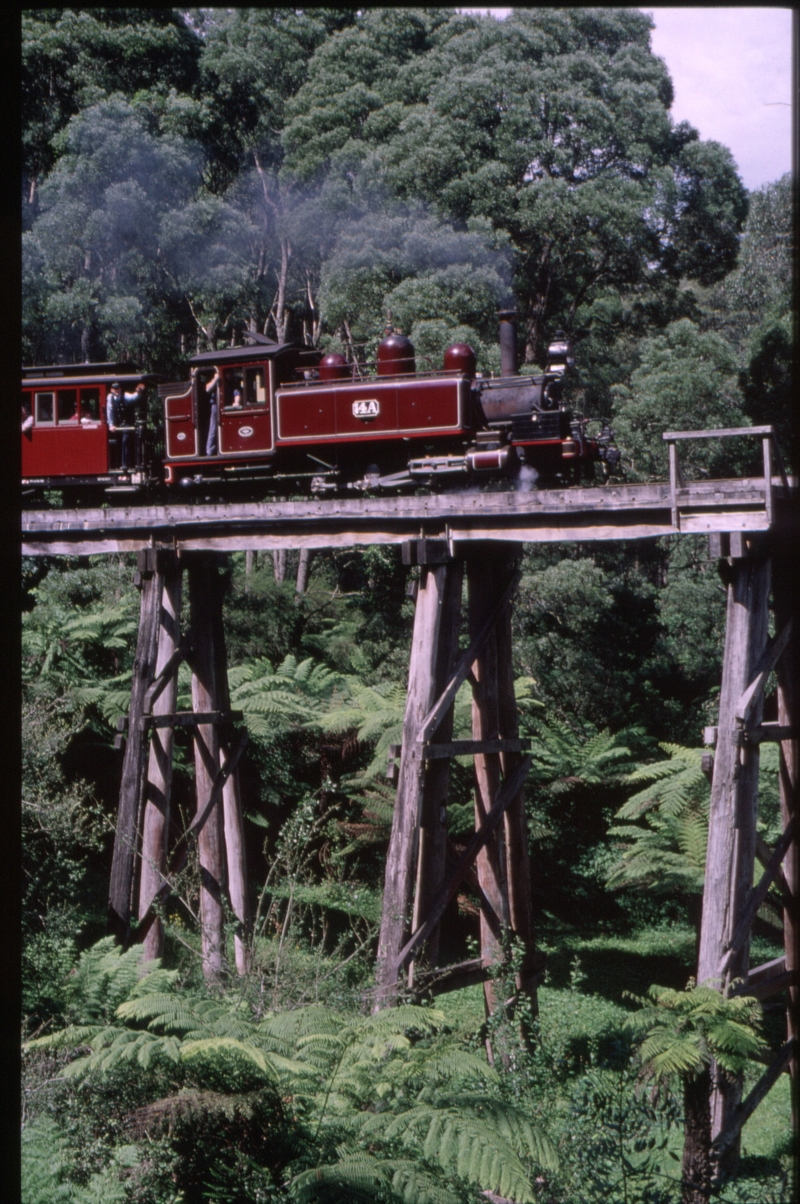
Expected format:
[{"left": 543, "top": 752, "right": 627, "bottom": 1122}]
[{"left": 107, "top": 381, "right": 145, "bottom": 470}]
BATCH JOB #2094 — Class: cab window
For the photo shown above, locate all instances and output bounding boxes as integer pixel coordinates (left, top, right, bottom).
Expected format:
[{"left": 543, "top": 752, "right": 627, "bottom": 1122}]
[
  {"left": 243, "top": 366, "right": 266, "bottom": 406},
  {"left": 57, "top": 388, "right": 78, "bottom": 422},
  {"left": 35, "top": 392, "right": 55, "bottom": 424}
]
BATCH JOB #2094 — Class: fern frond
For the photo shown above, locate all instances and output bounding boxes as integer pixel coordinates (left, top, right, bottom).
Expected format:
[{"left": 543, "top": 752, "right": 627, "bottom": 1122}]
[
  {"left": 179, "top": 1037, "right": 278, "bottom": 1080},
  {"left": 362, "top": 1105, "right": 539, "bottom": 1201}
]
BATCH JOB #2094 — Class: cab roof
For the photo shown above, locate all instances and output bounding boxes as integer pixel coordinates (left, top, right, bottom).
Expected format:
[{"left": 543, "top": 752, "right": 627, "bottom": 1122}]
[{"left": 189, "top": 336, "right": 314, "bottom": 367}]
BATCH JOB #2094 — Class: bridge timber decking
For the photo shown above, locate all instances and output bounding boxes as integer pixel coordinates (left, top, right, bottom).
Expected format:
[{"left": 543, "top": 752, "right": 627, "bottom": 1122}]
[{"left": 20, "top": 475, "right": 797, "bottom": 555}]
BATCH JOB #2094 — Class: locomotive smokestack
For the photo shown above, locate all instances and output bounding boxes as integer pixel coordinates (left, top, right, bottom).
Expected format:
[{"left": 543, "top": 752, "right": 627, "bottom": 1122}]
[{"left": 498, "top": 309, "right": 517, "bottom": 377}]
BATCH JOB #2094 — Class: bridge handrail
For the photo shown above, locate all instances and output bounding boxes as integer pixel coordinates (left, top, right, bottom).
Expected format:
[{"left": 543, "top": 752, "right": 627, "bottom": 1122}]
[{"left": 661, "top": 425, "right": 789, "bottom": 529}]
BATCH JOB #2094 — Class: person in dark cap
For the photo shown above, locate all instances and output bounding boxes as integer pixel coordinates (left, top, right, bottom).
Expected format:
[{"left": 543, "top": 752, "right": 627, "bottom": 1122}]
[{"left": 107, "top": 381, "right": 145, "bottom": 470}]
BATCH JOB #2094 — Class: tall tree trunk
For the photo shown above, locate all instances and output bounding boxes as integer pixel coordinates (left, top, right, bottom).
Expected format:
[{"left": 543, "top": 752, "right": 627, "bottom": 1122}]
[
  {"left": 682, "top": 1069, "right": 712, "bottom": 1204},
  {"left": 273, "top": 550, "right": 286, "bottom": 582}
]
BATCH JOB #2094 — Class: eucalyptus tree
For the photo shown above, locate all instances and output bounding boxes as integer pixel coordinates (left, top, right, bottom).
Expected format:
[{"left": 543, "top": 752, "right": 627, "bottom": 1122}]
[
  {"left": 22, "top": 96, "right": 201, "bottom": 365},
  {"left": 282, "top": 7, "right": 747, "bottom": 380},
  {"left": 700, "top": 175, "right": 794, "bottom": 467},
  {"left": 610, "top": 318, "right": 749, "bottom": 481},
  {"left": 22, "top": 8, "right": 201, "bottom": 223}
]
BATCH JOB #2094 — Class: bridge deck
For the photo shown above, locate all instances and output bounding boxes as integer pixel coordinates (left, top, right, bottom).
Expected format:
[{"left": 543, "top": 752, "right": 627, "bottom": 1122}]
[{"left": 21, "top": 476, "right": 797, "bottom": 555}]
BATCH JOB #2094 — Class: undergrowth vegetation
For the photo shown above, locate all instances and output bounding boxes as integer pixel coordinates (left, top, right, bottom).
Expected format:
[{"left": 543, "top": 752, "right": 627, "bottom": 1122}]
[{"left": 21, "top": 545, "right": 791, "bottom": 1204}]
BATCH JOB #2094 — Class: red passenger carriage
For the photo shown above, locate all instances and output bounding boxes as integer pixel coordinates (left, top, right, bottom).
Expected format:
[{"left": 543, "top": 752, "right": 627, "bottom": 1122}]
[{"left": 21, "top": 362, "right": 160, "bottom": 496}]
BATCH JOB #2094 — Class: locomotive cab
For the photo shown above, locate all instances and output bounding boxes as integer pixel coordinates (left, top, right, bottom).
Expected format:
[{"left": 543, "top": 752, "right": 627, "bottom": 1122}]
[{"left": 161, "top": 337, "right": 317, "bottom": 486}]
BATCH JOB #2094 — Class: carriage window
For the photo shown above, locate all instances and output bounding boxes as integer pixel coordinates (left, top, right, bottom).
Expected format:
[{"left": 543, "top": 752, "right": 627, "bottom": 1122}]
[
  {"left": 57, "top": 389, "right": 78, "bottom": 422},
  {"left": 243, "top": 366, "right": 266, "bottom": 406},
  {"left": 79, "top": 388, "right": 100, "bottom": 420},
  {"left": 35, "top": 392, "right": 54, "bottom": 424}
]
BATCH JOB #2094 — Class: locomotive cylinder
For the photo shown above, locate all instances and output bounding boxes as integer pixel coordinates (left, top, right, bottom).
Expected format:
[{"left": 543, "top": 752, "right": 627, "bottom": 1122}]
[
  {"left": 466, "top": 447, "right": 516, "bottom": 473},
  {"left": 377, "top": 333, "right": 415, "bottom": 376}
]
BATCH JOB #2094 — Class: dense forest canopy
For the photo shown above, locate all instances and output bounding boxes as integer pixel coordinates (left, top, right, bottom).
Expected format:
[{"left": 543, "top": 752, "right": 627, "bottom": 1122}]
[{"left": 21, "top": 9, "right": 794, "bottom": 1204}]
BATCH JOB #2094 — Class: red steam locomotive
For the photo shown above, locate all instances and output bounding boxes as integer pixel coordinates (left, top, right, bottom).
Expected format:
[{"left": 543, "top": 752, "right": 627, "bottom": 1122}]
[{"left": 22, "top": 316, "right": 616, "bottom": 500}]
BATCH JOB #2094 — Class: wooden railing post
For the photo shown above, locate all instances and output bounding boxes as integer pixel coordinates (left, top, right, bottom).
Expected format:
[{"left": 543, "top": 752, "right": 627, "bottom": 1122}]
[{"left": 697, "top": 543, "right": 771, "bottom": 1180}]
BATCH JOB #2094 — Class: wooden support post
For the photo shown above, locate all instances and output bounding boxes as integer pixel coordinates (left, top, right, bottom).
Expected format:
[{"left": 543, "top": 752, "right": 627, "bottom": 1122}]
[
  {"left": 774, "top": 545, "right": 799, "bottom": 1189},
  {"left": 138, "top": 553, "right": 181, "bottom": 963},
  {"left": 375, "top": 559, "right": 460, "bottom": 1007},
  {"left": 108, "top": 563, "right": 161, "bottom": 942},
  {"left": 467, "top": 550, "right": 513, "bottom": 1032},
  {"left": 696, "top": 548, "right": 771, "bottom": 1180},
  {"left": 409, "top": 558, "right": 463, "bottom": 984},
  {"left": 187, "top": 556, "right": 227, "bottom": 984},
  {"left": 210, "top": 560, "right": 251, "bottom": 976},
  {"left": 495, "top": 547, "right": 540, "bottom": 1029}
]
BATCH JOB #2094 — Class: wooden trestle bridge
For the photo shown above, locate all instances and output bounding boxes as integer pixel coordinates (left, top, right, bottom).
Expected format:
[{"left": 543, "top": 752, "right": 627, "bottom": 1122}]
[{"left": 22, "top": 428, "right": 799, "bottom": 1182}]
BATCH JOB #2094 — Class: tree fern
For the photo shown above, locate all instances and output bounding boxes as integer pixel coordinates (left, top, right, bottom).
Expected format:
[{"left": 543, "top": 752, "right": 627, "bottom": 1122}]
[
  {"left": 22, "top": 1115, "right": 135, "bottom": 1204},
  {"left": 229, "top": 655, "right": 349, "bottom": 739},
  {"left": 27, "top": 941, "right": 557, "bottom": 1202},
  {"left": 607, "top": 744, "right": 710, "bottom": 897},
  {"left": 21, "top": 1115, "right": 77, "bottom": 1204},
  {"left": 624, "top": 982, "right": 765, "bottom": 1082}
]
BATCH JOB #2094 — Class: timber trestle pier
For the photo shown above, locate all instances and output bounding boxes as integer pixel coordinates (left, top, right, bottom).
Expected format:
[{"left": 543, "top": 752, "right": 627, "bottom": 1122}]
[{"left": 22, "top": 429, "right": 800, "bottom": 1178}]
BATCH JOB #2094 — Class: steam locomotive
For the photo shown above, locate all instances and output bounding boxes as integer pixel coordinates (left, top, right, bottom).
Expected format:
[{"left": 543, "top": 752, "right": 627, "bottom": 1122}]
[{"left": 22, "top": 315, "right": 617, "bottom": 501}]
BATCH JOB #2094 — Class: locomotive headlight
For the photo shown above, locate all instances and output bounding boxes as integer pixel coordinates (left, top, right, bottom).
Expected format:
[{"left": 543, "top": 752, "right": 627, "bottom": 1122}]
[{"left": 545, "top": 331, "right": 574, "bottom": 375}]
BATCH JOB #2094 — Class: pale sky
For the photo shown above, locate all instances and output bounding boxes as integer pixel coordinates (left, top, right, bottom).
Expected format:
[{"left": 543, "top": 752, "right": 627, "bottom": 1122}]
[{"left": 458, "top": 7, "right": 793, "bottom": 192}]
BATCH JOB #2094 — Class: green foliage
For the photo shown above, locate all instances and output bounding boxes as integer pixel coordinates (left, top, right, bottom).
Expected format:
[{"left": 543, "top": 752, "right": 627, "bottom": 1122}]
[
  {"left": 610, "top": 319, "right": 749, "bottom": 481},
  {"left": 607, "top": 745, "right": 709, "bottom": 898},
  {"left": 624, "top": 982, "right": 765, "bottom": 1083},
  {"left": 27, "top": 942, "right": 557, "bottom": 1203},
  {"left": 22, "top": 1113, "right": 137, "bottom": 1204},
  {"left": 559, "top": 1063, "right": 680, "bottom": 1204}
]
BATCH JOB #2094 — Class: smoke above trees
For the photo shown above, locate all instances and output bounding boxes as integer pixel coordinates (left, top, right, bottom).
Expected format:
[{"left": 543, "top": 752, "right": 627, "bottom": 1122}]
[{"left": 21, "top": 7, "right": 792, "bottom": 455}]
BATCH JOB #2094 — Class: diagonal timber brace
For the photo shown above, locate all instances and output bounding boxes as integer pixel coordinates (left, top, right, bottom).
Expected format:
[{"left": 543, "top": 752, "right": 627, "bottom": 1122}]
[
  {"left": 135, "top": 730, "right": 249, "bottom": 937},
  {"left": 718, "top": 814, "right": 796, "bottom": 977},
  {"left": 736, "top": 619, "right": 793, "bottom": 727},
  {"left": 418, "top": 567, "right": 521, "bottom": 744},
  {"left": 392, "top": 755, "right": 532, "bottom": 977},
  {"left": 711, "top": 1038, "right": 796, "bottom": 1157}
]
